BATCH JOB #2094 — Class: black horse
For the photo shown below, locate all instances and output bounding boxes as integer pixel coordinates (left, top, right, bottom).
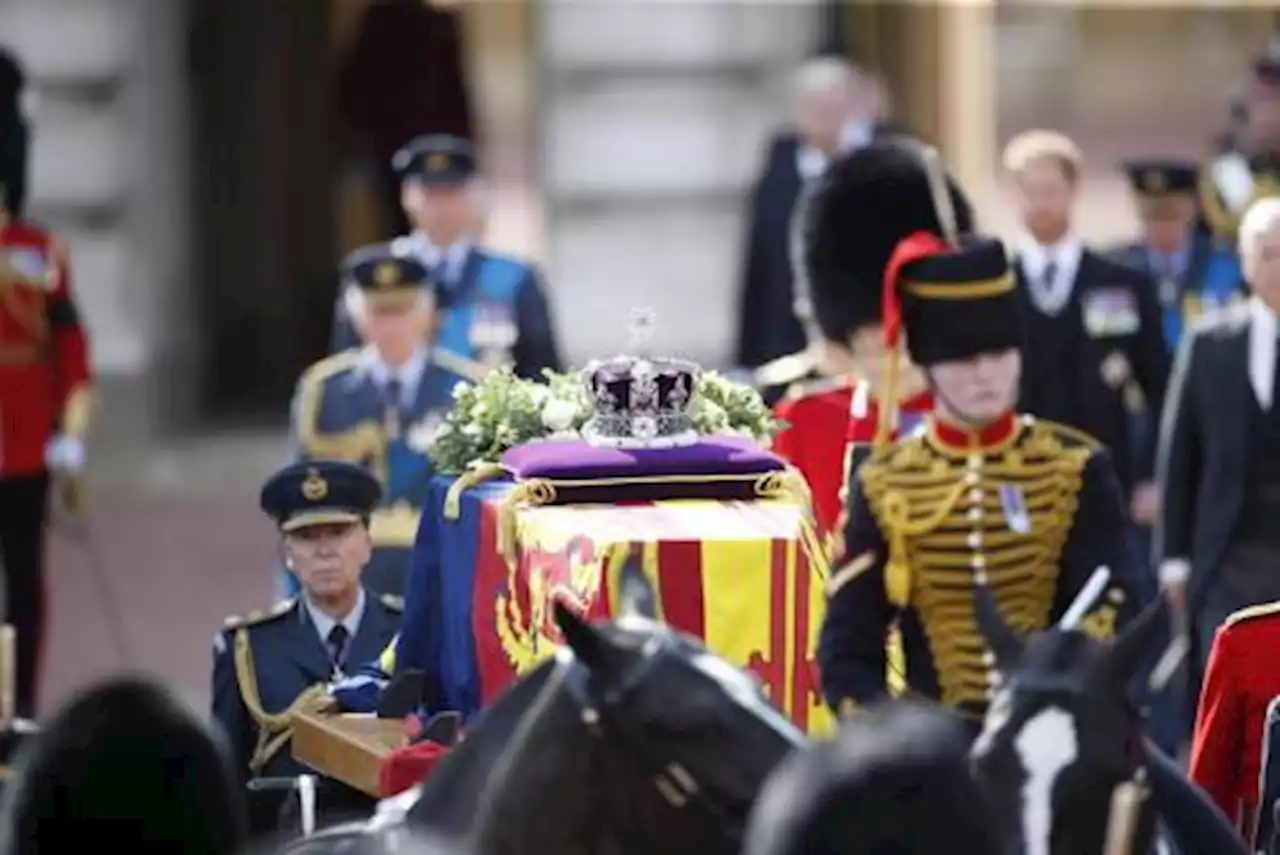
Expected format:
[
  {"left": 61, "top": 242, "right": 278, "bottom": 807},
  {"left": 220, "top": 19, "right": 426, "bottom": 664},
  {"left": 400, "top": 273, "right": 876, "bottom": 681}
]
[
  {"left": 403, "top": 557, "right": 805, "bottom": 855},
  {"left": 970, "top": 587, "right": 1246, "bottom": 855}
]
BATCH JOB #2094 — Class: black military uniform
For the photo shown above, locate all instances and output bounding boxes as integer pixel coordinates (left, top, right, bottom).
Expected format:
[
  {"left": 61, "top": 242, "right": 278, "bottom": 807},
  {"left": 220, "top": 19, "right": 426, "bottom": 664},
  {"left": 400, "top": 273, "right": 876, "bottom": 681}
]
[
  {"left": 818, "top": 237, "right": 1141, "bottom": 722},
  {"left": 1014, "top": 245, "right": 1170, "bottom": 500},
  {"left": 212, "top": 461, "right": 403, "bottom": 830}
]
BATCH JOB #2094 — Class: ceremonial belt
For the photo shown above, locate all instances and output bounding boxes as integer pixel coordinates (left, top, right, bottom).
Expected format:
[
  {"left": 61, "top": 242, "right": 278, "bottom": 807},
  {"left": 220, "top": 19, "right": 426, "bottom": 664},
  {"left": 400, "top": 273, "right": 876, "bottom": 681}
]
[{"left": 233, "top": 628, "right": 327, "bottom": 774}]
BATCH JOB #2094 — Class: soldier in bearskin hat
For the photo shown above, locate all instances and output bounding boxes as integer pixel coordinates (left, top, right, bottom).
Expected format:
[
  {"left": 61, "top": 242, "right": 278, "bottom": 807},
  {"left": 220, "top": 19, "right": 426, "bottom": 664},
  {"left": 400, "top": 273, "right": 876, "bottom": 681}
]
[
  {"left": 816, "top": 151, "right": 1144, "bottom": 723},
  {"left": 0, "top": 47, "right": 94, "bottom": 720},
  {"left": 771, "top": 138, "right": 971, "bottom": 547}
]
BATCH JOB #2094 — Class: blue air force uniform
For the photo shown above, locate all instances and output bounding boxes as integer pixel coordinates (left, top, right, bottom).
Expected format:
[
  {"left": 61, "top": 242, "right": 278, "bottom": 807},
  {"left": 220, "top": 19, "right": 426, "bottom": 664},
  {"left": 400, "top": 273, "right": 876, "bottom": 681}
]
[
  {"left": 1110, "top": 159, "right": 1243, "bottom": 354},
  {"left": 292, "top": 251, "right": 462, "bottom": 598},
  {"left": 211, "top": 462, "right": 403, "bottom": 782},
  {"left": 329, "top": 135, "right": 562, "bottom": 378}
]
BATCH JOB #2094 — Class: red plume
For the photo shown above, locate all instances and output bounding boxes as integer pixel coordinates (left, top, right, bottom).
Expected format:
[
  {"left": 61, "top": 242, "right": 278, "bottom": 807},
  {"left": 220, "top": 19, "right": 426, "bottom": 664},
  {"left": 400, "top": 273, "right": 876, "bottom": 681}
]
[{"left": 881, "top": 231, "right": 949, "bottom": 347}]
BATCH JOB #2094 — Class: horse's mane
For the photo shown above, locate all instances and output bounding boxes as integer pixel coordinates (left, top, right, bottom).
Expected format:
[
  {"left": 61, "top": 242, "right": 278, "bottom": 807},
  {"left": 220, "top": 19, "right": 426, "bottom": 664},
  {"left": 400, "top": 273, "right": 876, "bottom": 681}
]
[
  {"left": 470, "top": 662, "right": 603, "bottom": 855},
  {"left": 408, "top": 659, "right": 559, "bottom": 834},
  {"left": 1143, "top": 741, "right": 1249, "bottom": 855}
]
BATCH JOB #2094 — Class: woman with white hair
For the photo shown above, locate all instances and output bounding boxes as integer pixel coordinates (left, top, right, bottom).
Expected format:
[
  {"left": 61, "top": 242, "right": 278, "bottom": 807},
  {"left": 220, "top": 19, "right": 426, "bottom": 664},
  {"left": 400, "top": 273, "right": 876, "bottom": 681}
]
[{"left": 1157, "top": 195, "right": 1280, "bottom": 697}]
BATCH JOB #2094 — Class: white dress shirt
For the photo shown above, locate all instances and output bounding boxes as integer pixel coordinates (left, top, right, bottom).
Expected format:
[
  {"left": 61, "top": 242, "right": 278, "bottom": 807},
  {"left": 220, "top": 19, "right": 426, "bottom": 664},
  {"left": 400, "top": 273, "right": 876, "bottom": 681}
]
[
  {"left": 359, "top": 345, "right": 429, "bottom": 408},
  {"left": 1019, "top": 236, "right": 1084, "bottom": 316},
  {"left": 794, "top": 120, "right": 876, "bottom": 182},
  {"left": 302, "top": 587, "right": 366, "bottom": 651},
  {"left": 403, "top": 234, "right": 472, "bottom": 287},
  {"left": 1249, "top": 295, "right": 1279, "bottom": 409}
]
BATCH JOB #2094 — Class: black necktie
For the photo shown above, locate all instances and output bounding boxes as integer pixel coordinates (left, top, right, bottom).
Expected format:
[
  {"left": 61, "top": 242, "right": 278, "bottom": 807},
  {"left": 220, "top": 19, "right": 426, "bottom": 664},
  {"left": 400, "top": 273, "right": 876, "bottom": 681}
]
[
  {"left": 385, "top": 378, "right": 402, "bottom": 411},
  {"left": 429, "top": 261, "right": 449, "bottom": 291},
  {"left": 327, "top": 624, "right": 350, "bottom": 669},
  {"left": 1042, "top": 259, "right": 1059, "bottom": 294},
  {"left": 1271, "top": 338, "right": 1280, "bottom": 429}
]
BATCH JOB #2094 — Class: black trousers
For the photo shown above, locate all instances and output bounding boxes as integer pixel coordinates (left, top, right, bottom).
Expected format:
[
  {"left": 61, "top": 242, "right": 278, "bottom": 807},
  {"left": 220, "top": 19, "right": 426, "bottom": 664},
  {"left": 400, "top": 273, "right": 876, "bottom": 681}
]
[{"left": 0, "top": 473, "right": 48, "bottom": 718}]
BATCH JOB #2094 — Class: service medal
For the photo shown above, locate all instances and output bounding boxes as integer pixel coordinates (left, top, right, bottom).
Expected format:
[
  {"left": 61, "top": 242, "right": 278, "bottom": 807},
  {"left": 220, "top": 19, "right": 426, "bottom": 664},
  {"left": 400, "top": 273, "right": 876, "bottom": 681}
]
[
  {"left": 1099, "top": 351, "right": 1131, "bottom": 389},
  {"left": 998, "top": 483, "right": 1030, "bottom": 535}
]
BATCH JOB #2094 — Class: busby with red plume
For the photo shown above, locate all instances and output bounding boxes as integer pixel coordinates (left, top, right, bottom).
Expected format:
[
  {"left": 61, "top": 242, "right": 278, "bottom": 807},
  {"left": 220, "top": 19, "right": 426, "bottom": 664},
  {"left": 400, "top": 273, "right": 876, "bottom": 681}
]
[
  {"left": 882, "top": 234, "right": 1021, "bottom": 369},
  {"left": 0, "top": 47, "right": 29, "bottom": 218},
  {"left": 799, "top": 136, "right": 975, "bottom": 346}
]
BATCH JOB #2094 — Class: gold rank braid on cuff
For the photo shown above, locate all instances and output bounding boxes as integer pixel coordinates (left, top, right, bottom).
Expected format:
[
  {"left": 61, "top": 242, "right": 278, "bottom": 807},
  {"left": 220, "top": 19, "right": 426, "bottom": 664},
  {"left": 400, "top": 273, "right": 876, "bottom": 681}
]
[{"left": 233, "top": 628, "right": 328, "bottom": 774}]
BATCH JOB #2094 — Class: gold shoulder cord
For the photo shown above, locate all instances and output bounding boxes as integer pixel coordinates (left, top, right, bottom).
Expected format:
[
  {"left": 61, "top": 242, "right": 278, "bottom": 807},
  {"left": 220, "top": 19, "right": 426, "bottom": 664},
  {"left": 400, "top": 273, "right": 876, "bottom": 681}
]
[
  {"left": 294, "top": 355, "right": 385, "bottom": 468},
  {"left": 865, "top": 466, "right": 967, "bottom": 608},
  {"left": 233, "top": 628, "right": 327, "bottom": 774}
]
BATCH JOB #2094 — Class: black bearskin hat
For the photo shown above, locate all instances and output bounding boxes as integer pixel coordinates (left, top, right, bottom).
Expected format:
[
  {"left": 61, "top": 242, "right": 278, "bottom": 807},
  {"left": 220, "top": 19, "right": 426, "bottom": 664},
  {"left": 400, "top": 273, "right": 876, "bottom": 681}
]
[
  {"left": 743, "top": 701, "right": 1002, "bottom": 855},
  {"left": 0, "top": 676, "right": 247, "bottom": 855},
  {"left": 799, "top": 137, "right": 974, "bottom": 345},
  {"left": 889, "top": 234, "right": 1021, "bottom": 367},
  {"left": 0, "top": 47, "right": 28, "bottom": 217}
]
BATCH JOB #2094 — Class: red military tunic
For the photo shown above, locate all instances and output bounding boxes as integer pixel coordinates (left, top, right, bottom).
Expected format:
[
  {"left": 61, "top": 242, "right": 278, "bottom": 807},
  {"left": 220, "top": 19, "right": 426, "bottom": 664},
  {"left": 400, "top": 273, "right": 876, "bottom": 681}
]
[
  {"left": 773, "top": 377, "right": 933, "bottom": 552},
  {"left": 0, "top": 218, "right": 91, "bottom": 475},
  {"left": 1189, "top": 601, "right": 1280, "bottom": 836},
  {"left": 772, "top": 377, "right": 854, "bottom": 538}
]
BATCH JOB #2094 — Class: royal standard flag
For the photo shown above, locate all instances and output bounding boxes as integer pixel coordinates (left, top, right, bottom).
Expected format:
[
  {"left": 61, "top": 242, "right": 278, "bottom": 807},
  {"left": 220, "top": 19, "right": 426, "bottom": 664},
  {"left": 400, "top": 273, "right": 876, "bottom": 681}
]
[{"left": 471, "top": 497, "right": 835, "bottom": 735}]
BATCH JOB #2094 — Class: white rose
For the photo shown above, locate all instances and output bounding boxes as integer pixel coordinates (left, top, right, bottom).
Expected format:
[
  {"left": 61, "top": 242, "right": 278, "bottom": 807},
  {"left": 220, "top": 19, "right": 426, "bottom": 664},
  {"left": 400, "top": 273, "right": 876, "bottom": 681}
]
[
  {"left": 541, "top": 399, "right": 578, "bottom": 432},
  {"left": 527, "top": 385, "right": 550, "bottom": 407},
  {"left": 451, "top": 381, "right": 471, "bottom": 401}
]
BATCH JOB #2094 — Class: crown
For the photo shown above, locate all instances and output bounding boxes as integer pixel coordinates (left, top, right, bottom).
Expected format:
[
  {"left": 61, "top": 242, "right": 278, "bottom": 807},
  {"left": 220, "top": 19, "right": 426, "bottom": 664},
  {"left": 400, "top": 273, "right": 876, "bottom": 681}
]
[{"left": 580, "top": 355, "right": 700, "bottom": 449}]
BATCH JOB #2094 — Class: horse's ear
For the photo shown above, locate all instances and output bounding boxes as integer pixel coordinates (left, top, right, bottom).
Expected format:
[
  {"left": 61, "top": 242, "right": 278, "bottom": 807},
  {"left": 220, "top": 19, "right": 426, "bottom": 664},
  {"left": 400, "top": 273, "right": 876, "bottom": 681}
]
[
  {"left": 1099, "top": 597, "right": 1168, "bottom": 688},
  {"left": 554, "top": 601, "right": 610, "bottom": 670},
  {"left": 618, "top": 547, "right": 658, "bottom": 620},
  {"left": 973, "top": 583, "right": 1024, "bottom": 668}
]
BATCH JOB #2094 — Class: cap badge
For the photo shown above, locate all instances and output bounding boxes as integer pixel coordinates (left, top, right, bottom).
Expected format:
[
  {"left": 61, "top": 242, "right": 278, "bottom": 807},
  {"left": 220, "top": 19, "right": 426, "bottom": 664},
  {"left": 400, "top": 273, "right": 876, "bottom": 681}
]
[
  {"left": 426, "top": 153, "right": 451, "bottom": 172},
  {"left": 374, "top": 261, "right": 400, "bottom": 289},
  {"left": 301, "top": 468, "right": 329, "bottom": 501},
  {"left": 1144, "top": 169, "right": 1166, "bottom": 192}
]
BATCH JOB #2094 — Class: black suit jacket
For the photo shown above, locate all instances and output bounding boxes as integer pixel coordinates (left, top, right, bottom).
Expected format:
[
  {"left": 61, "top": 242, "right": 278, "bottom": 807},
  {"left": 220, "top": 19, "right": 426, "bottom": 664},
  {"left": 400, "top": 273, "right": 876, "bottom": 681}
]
[
  {"left": 1155, "top": 303, "right": 1253, "bottom": 605},
  {"left": 1017, "top": 250, "right": 1171, "bottom": 493},
  {"left": 734, "top": 133, "right": 806, "bottom": 368}
]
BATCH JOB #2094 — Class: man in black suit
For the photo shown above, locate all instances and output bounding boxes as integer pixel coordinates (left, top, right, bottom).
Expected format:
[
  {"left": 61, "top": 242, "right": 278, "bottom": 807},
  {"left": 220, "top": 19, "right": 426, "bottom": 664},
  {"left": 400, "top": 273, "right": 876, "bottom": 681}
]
[
  {"left": 1003, "top": 130, "right": 1171, "bottom": 538},
  {"left": 1157, "top": 197, "right": 1280, "bottom": 686},
  {"left": 733, "top": 57, "right": 881, "bottom": 388}
]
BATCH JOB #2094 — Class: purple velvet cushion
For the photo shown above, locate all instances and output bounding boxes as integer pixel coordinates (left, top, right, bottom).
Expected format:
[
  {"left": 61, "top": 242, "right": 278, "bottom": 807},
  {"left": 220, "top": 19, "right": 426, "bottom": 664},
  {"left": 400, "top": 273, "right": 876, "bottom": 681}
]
[{"left": 498, "top": 436, "right": 786, "bottom": 505}]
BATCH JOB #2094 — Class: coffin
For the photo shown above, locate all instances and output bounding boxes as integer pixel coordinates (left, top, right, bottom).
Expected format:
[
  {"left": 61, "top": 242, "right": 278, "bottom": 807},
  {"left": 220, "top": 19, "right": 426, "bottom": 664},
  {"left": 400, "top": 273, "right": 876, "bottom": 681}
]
[{"left": 291, "top": 710, "right": 408, "bottom": 798}]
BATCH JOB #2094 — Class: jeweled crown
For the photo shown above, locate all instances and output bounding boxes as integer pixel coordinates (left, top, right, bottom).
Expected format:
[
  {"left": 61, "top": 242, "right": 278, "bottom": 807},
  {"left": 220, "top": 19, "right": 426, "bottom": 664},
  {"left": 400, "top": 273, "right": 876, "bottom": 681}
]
[{"left": 580, "top": 355, "right": 700, "bottom": 448}]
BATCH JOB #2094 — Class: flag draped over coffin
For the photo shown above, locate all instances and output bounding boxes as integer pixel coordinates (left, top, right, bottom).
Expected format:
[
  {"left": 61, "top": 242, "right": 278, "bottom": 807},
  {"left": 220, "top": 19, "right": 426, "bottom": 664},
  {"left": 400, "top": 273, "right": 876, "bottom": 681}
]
[{"left": 397, "top": 475, "right": 835, "bottom": 735}]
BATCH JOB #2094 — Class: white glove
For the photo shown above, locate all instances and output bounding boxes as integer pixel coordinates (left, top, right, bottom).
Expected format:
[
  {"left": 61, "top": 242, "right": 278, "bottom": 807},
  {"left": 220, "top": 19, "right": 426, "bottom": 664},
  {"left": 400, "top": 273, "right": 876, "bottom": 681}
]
[{"left": 44, "top": 434, "right": 86, "bottom": 474}]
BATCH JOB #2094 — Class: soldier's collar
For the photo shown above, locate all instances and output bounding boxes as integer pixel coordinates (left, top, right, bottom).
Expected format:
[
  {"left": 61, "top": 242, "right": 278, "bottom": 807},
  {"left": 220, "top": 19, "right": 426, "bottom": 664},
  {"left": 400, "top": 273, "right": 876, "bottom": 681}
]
[{"left": 925, "top": 411, "right": 1020, "bottom": 456}]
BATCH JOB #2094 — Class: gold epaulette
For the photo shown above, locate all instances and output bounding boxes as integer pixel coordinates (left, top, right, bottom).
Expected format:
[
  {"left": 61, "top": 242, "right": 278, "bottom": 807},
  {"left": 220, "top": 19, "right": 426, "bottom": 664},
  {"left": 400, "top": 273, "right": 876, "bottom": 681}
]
[
  {"left": 380, "top": 593, "right": 404, "bottom": 613},
  {"left": 223, "top": 598, "right": 295, "bottom": 631},
  {"left": 1026, "top": 417, "right": 1100, "bottom": 453},
  {"left": 1224, "top": 600, "right": 1280, "bottom": 630}
]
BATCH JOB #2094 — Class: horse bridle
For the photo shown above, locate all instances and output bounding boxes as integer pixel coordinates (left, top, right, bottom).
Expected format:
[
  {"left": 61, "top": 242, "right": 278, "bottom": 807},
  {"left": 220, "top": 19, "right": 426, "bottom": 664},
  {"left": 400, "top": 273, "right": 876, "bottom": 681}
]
[{"left": 558, "top": 636, "right": 750, "bottom": 846}]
